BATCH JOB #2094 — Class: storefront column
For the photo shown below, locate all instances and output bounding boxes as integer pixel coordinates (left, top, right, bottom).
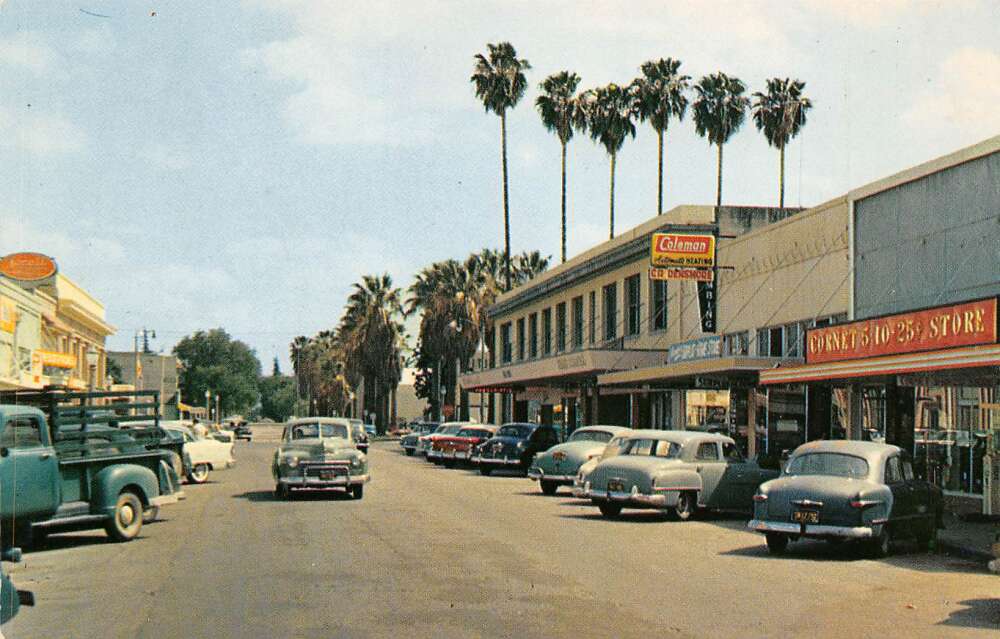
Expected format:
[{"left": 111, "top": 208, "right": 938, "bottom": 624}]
[
  {"left": 591, "top": 387, "right": 600, "bottom": 426},
  {"left": 848, "top": 384, "right": 864, "bottom": 440},
  {"left": 671, "top": 390, "right": 686, "bottom": 429},
  {"left": 885, "top": 381, "right": 916, "bottom": 453},
  {"left": 747, "top": 388, "right": 757, "bottom": 460}
]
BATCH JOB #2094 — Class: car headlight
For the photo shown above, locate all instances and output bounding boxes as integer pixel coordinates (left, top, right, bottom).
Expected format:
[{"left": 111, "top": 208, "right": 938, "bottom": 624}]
[
  {"left": 286, "top": 456, "right": 299, "bottom": 468},
  {"left": 516, "top": 441, "right": 525, "bottom": 449}
]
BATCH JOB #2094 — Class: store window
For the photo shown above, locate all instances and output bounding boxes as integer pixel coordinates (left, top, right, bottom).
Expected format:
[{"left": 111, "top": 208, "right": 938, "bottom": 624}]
[
  {"left": 500, "top": 323, "right": 512, "bottom": 364},
  {"left": 756, "top": 328, "right": 769, "bottom": 357},
  {"left": 588, "top": 291, "right": 596, "bottom": 345},
  {"left": 626, "top": 275, "right": 641, "bottom": 336},
  {"left": 542, "top": 308, "right": 552, "bottom": 355},
  {"left": 914, "top": 385, "right": 988, "bottom": 495},
  {"left": 556, "top": 302, "right": 567, "bottom": 352},
  {"left": 784, "top": 323, "right": 802, "bottom": 357},
  {"left": 650, "top": 279, "right": 668, "bottom": 331},
  {"left": 516, "top": 317, "right": 525, "bottom": 361},
  {"left": 528, "top": 313, "right": 538, "bottom": 359},
  {"left": 603, "top": 283, "right": 617, "bottom": 342},
  {"left": 571, "top": 296, "right": 584, "bottom": 350}
]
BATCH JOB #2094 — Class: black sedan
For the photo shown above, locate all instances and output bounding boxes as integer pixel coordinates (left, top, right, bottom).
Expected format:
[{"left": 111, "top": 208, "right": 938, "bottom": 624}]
[{"left": 477, "top": 422, "right": 560, "bottom": 476}]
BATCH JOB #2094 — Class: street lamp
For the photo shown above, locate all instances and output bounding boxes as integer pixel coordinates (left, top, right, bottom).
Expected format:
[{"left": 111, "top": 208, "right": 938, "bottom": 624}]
[
  {"left": 205, "top": 389, "right": 211, "bottom": 422},
  {"left": 85, "top": 346, "right": 99, "bottom": 392}
]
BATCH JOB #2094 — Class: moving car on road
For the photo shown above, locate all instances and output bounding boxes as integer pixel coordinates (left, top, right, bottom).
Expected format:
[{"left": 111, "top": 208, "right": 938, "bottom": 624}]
[
  {"left": 478, "top": 423, "right": 560, "bottom": 476},
  {"left": 162, "top": 421, "right": 236, "bottom": 484},
  {"left": 433, "top": 425, "right": 496, "bottom": 467},
  {"left": 529, "top": 426, "right": 631, "bottom": 495},
  {"left": 272, "top": 418, "right": 370, "bottom": 500},
  {"left": 747, "top": 440, "right": 943, "bottom": 557},
  {"left": 401, "top": 422, "right": 439, "bottom": 456},
  {"left": 233, "top": 421, "right": 253, "bottom": 441},
  {"left": 585, "top": 430, "right": 777, "bottom": 519}
]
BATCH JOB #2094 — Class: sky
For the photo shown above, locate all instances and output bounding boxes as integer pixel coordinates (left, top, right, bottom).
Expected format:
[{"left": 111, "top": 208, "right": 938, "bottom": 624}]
[{"left": 1, "top": 0, "right": 998, "bottom": 372}]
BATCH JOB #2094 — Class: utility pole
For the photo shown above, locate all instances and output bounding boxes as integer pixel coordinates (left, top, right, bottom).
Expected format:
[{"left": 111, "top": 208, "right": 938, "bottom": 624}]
[{"left": 133, "top": 327, "right": 155, "bottom": 391}]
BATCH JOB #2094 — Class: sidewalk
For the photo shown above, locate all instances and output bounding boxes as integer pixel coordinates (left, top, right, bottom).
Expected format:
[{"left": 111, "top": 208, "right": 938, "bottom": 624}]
[{"left": 936, "top": 513, "right": 999, "bottom": 570}]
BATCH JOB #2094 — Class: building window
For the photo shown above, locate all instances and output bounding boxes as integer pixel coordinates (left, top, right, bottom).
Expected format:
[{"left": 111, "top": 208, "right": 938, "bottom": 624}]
[
  {"left": 724, "top": 331, "right": 749, "bottom": 356},
  {"left": 500, "top": 323, "right": 512, "bottom": 364},
  {"left": 516, "top": 317, "right": 525, "bottom": 361},
  {"left": 650, "top": 279, "right": 668, "bottom": 331},
  {"left": 603, "top": 283, "right": 618, "bottom": 342},
  {"left": 528, "top": 313, "right": 538, "bottom": 358},
  {"left": 556, "top": 303, "right": 567, "bottom": 351},
  {"left": 571, "top": 296, "right": 584, "bottom": 349},
  {"left": 588, "top": 291, "right": 596, "bottom": 345},
  {"left": 626, "top": 274, "right": 641, "bottom": 336},
  {"left": 542, "top": 308, "right": 552, "bottom": 355},
  {"left": 784, "top": 322, "right": 801, "bottom": 358},
  {"left": 769, "top": 327, "right": 783, "bottom": 357}
]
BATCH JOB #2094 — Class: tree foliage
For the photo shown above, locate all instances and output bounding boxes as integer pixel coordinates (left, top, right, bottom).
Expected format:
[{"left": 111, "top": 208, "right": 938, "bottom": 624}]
[
  {"left": 174, "top": 328, "right": 261, "bottom": 417},
  {"left": 259, "top": 375, "right": 296, "bottom": 422},
  {"left": 631, "top": 58, "right": 690, "bottom": 213},
  {"left": 751, "top": 77, "right": 812, "bottom": 207}
]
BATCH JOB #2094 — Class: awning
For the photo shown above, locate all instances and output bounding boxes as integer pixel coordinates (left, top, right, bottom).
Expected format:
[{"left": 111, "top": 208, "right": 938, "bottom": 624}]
[
  {"left": 598, "top": 356, "right": 796, "bottom": 388},
  {"left": 759, "top": 343, "right": 1000, "bottom": 386},
  {"left": 35, "top": 349, "right": 76, "bottom": 369}
]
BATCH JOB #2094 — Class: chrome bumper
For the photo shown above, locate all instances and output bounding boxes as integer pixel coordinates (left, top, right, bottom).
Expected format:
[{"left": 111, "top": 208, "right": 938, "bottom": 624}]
[
  {"left": 747, "top": 519, "right": 875, "bottom": 539},
  {"left": 585, "top": 489, "right": 668, "bottom": 507},
  {"left": 279, "top": 473, "right": 370, "bottom": 488},
  {"left": 527, "top": 468, "right": 575, "bottom": 483},
  {"left": 479, "top": 456, "right": 523, "bottom": 466}
]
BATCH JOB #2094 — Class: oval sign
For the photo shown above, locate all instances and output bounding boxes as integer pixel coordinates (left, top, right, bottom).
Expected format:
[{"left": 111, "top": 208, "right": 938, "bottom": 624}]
[{"left": 0, "top": 253, "right": 58, "bottom": 282}]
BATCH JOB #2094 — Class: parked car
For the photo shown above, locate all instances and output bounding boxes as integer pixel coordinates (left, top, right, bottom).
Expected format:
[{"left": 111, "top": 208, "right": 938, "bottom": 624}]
[
  {"left": 525, "top": 426, "right": 631, "bottom": 495},
  {"left": 585, "top": 430, "right": 778, "bottom": 519},
  {"left": 0, "top": 550, "right": 33, "bottom": 624},
  {"left": 364, "top": 423, "right": 377, "bottom": 437},
  {"left": 272, "top": 418, "right": 370, "bottom": 500},
  {"left": 162, "top": 422, "right": 236, "bottom": 484},
  {"left": 747, "top": 440, "right": 943, "bottom": 557},
  {"left": 421, "top": 423, "right": 465, "bottom": 461},
  {"left": 234, "top": 421, "right": 252, "bottom": 441},
  {"left": 349, "top": 419, "right": 369, "bottom": 453},
  {"left": 401, "top": 422, "right": 439, "bottom": 456},
  {"left": 571, "top": 432, "right": 633, "bottom": 497},
  {"left": 478, "top": 423, "right": 560, "bottom": 476},
  {"left": 433, "top": 425, "right": 496, "bottom": 467}
]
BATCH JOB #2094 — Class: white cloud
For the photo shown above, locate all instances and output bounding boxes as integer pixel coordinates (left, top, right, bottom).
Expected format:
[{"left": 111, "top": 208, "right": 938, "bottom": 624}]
[
  {"left": 902, "top": 47, "right": 1000, "bottom": 137},
  {"left": 0, "top": 31, "right": 58, "bottom": 74},
  {"left": 0, "top": 107, "right": 87, "bottom": 155},
  {"left": 0, "top": 215, "right": 124, "bottom": 266}
]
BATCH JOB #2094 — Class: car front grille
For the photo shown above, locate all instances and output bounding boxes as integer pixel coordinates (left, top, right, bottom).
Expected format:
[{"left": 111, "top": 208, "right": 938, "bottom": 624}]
[{"left": 302, "top": 462, "right": 349, "bottom": 478}]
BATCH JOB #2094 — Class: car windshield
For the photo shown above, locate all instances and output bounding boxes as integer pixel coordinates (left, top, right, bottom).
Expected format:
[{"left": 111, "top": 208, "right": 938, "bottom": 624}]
[
  {"left": 785, "top": 453, "right": 869, "bottom": 479},
  {"left": 569, "top": 429, "right": 613, "bottom": 443},
  {"left": 498, "top": 425, "right": 532, "bottom": 438},
  {"left": 458, "top": 428, "right": 488, "bottom": 437},
  {"left": 290, "top": 423, "right": 349, "bottom": 440}
]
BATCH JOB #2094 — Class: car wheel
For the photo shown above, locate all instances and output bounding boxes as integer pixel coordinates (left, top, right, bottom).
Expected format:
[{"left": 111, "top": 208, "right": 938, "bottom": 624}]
[
  {"left": 105, "top": 491, "right": 143, "bottom": 542},
  {"left": 674, "top": 491, "right": 697, "bottom": 521},
  {"left": 479, "top": 464, "right": 492, "bottom": 476},
  {"left": 598, "top": 502, "right": 622, "bottom": 518},
  {"left": 914, "top": 519, "right": 937, "bottom": 550},
  {"left": 766, "top": 533, "right": 789, "bottom": 555},
  {"left": 275, "top": 484, "right": 289, "bottom": 500},
  {"left": 540, "top": 480, "right": 558, "bottom": 496},
  {"left": 866, "top": 526, "right": 892, "bottom": 558},
  {"left": 142, "top": 506, "right": 160, "bottom": 524},
  {"left": 443, "top": 459, "right": 455, "bottom": 468},
  {"left": 350, "top": 485, "right": 364, "bottom": 500},
  {"left": 187, "top": 463, "right": 210, "bottom": 484},
  {"left": 404, "top": 448, "right": 414, "bottom": 456}
]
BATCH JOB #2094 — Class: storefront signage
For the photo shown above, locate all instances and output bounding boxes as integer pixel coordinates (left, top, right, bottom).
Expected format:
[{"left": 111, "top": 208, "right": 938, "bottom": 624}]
[
  {"left": 669, "top": 336, "right": 722, "bottom": 364},
  {"left": 0, "top": 252, "right": 58, "bottom": 285},
  {"left": 36, "top": 349, "right": 77, "bottom": 369},
  {"left": 0, "top": 296, "right": 15, "bottom": 334},
  {"left": 650, "top": 233, "right": 715, "bottom": 268},
  {"left": 697, "top": 278, "right": 717, "bottom": 333},
  {"left": 649, "top": 267, "right": 713, "bottom": 283},
  {"left": 806, "top": 298, "right": 998, "bottom": 364}
]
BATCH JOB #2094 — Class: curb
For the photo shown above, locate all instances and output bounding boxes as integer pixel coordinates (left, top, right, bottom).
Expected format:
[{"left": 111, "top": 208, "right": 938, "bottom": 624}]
[{"left": 936, "top": 539, "right": 996, "bottom": 564}]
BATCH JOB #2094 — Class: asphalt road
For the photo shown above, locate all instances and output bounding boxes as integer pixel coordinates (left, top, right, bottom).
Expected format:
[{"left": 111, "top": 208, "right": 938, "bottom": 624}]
[{"left": 4, "top": 434, "right": 998, "bottom": 638}]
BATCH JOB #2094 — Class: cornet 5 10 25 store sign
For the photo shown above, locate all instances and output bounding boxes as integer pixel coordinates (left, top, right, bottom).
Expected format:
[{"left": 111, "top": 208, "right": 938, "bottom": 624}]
[{"left": 806, "top": 298, "right": 998, "bottom": 364}]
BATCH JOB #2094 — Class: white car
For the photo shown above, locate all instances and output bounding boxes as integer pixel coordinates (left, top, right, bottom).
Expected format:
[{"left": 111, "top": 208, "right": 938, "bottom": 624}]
[{"left": 163, "top": 422, "right": 236, "bottom": 484}]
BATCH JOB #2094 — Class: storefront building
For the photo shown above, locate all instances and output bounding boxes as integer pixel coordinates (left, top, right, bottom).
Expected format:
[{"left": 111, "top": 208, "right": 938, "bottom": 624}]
[
  {"left": 0, "top": 277, "right": 44, "bottom": 389},
  {"left": 760, "top": 135, "right": 1000, "bottom": 515}
]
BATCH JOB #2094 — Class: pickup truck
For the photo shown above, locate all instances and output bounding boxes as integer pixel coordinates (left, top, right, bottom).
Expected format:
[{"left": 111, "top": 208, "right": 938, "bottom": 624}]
[{"left": 0, "top": 388, "right": 185, "bottom": 548}]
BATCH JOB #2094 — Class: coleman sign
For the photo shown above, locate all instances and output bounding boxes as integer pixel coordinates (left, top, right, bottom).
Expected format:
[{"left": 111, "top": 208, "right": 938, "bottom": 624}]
[
  {"left": 650, "top": 233, "right": 715, "bottom": 268},
  {"left": 648, "top": 267, "right": 713, "bottom": 283},
  {"left": 806, "top": 298, "right": 998, "bottom": 364}
]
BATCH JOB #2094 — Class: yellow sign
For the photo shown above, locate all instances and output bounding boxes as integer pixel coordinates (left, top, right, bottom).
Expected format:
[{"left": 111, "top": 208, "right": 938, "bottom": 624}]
[
  {"left": 0, "top": 296, "right": 15, "bottom": 333},
  {"left": 650, "top": 233, "right": 715, "bottom": 268},
  {"left": 649, "top": 267, "right": 713, "bottom": 282},
  {"left": 36, "top": 349, "right": 77, "bottom": 369}
]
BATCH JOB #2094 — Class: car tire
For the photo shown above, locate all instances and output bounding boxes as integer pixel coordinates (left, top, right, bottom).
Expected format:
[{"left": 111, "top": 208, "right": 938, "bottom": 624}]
[
  {"left": 766, "top": 533, "right": 789, "bottom": 555},
  {"left": 443, "top": 459, "right": 455, "bottom": 468},
  {"left": 350, "top": 485, "right": 364, "bottom": 500},
  {"left": 674, "top": 491, "right": 697, "bottom": 521},
  {"left": 540, "top": 480, "right": 558, "bottom": 496},
  {"left": 187, "top": 463, "right": 210, "bottom": 484},
  {"left": 598, "top": 502, "right": 622, "bottom": 518},
  {"left": 866, "top": 526, "right": 892, "bottom": 558},
  {"left": 275, "top": 484, "right": 289, "bottom": 500},
  {"left": 479, "top": 464, "right": 492, "bottom": 476},
  {"left": 914, "top": 519, "right": 937, "bottom": 550},
  {"left": 404, "top": 448, "right": 414, "bottom": 456},
  {"left": 105, "top": 491, "right": 143, "bottom": 542}
]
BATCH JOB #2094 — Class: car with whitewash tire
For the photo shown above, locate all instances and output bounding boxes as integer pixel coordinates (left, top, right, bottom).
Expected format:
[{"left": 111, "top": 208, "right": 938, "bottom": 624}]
[
  {"left": 747, "top": 440, "right": 943, "bottom": 557},
  {"left": 400, "top": 422, "right": 439, "bottom": 456},
  {"left": 162, "top": 422, "right": 235, "bottom": 484},
  {"left": 272, "top": 418, "right": 370, "bottom": 500},
  {"left": 584, "top": 430, "right": 778, "bottom": 519},
  {"left": 421, "top": 422, "right": 465, "bottom": 461},
  {"left": 572, "top": 432, "right": 634, "bottom": 498},
  {"left": 478, "top": 423, "right": 560, "bottom": 476},
  {"left": 528, "top": 426, "right": 631, "bottom": 495}
]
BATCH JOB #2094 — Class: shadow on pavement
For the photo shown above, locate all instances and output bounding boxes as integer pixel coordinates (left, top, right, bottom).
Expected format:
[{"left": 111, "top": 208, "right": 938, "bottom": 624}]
[
  {"left": 938, "top": 598, "right": 1000, "bottom": 629},
  {"left": 559, "top": 510, "right": 673, "bottom": 524},
  {"left": 233, "top": 489, "right": 354, "bottom": 502},
  {"left": 24, "top": 533, "right": 112, "bottom": 554}
]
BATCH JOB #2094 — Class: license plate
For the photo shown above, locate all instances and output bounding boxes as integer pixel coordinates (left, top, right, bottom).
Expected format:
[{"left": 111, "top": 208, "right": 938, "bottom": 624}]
[
  {"left": 608, "top": 480, "right": 624, "bottom": 492},
  {"left": 792, "top": 510, "right": 819, "bottom": 524},
  {"left": 319, "top": 470, "right": 340, "bottom": 480}
]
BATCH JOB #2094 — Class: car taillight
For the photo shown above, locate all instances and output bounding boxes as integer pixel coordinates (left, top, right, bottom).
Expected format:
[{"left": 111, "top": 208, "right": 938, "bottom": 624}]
[
  {"left": 752, "top": 493, "right": 768, "bottom": 502},
  {"left": 849, "top": 496, "right": 881, "bottom": 509}
]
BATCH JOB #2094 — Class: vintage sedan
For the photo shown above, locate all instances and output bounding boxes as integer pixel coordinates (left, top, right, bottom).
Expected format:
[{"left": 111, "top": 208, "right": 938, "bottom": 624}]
[
  {"left": 747, "top": 440, "right": 943, "bottom": 557},
  {"left": 401, "top": 422, "right": 439, "bottom": 456},
  {"left": 423, "top": 422, "right": 467, "bottom": 463},
  {"left": 433, "top": 425, "right": 496, "bottom": 467},
  {"left": 585, "top": 430, "right": 778, "bottom": 519},
  {"left": 478, "top": 423, "right": 560, "bottom": 476},
  {"left": 272, "top": 418, "right": 370, "bottom": 500},
  {"left": 529, "top": 426, "right": 631, "bottom": 495},
  {"left": 162, "top": 422, "right": 236, "bottom": 484},
  {"left": 572, "top": 433, "right": 633, "bottom": 498}
]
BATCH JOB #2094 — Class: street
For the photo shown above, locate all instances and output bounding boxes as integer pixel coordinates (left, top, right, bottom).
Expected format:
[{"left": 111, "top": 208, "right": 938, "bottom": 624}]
[{"left": 5, "top": 433, "right": 998, "bottom": 639}]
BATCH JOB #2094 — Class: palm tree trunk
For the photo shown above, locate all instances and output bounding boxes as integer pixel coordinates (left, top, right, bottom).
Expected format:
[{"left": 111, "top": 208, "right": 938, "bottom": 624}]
[
  {"left": 391, "top": 386, "right": 397, "bottom": 431},
  {"left": 501, "top": 111, "right": 511, "bottom": 291},
  {"left": 609, "top": 152, "right": 616, "bottom": 240},
  {"left": 560, "top": 141, "right": 567, "bottom": 263},
  {"left": 779, "top": 143, "right": 785, "bottom": 208},
  {"left": 657, "top": 129, "right": 664, "bottom": 214},
  {"left": 715, "top": 143, "right": 723, "bottom": 207}
]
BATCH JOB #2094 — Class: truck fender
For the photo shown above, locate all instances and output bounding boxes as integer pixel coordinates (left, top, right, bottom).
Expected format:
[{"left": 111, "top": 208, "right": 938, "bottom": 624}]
[
  {"left": 158, "top": 457, "right": 183, "bottom": 496},
  {"left": 651, "top": 469, "right": 703, "bottom": 504},
  {"left": 91, "top": 465, "right": 160, "bottom": 518}
]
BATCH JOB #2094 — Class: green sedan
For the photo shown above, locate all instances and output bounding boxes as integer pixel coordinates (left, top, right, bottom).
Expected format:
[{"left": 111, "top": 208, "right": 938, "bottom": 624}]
[
  {"left": 272, "top": 418, "right": 370, "bottom": 500},
  {"left": 528, "top": 426, "right": 631, "bottom": 495}
]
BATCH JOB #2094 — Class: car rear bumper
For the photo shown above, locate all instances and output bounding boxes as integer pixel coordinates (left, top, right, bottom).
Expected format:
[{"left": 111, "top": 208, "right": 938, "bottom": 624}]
[
  {"left": 747, "top": 519, "right": 875, "bottom": 539},
  {"left": 479, "top": 456, "right": 523, "bottom": 466},
  {"left": 279, "top": 474, "right": 370, "bottom": 488},
  {"left": 585, "top": 489, "right": 669, "bottom": 507},
  {"left": 527, "top": 468, "right": 574, "bottom": 483}
]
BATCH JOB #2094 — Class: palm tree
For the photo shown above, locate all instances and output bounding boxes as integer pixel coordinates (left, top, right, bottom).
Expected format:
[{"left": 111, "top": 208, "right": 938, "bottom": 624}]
[
  {"left": 578, "top": 84, "right": 637, "bottom": 239},
  {"left": 752, "top": 78, "right": 812, "bottom": 208},
  {"left": 536, "top": 71, "right": 582, "bottom": 263},
  {"left": 631, "top": 58, "right": 690, "bottom": 214},
  {"left": 692, "top": 72, "right": 750, "bottom": 206},
  {"left": 471, "top": 42, "right": 531, "bottom": 291}
]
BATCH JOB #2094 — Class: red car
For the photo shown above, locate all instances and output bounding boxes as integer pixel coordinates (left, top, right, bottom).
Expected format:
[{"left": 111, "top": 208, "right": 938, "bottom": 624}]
[{"left": 433, "top": 425, "right": 497, "bottom": 467}]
